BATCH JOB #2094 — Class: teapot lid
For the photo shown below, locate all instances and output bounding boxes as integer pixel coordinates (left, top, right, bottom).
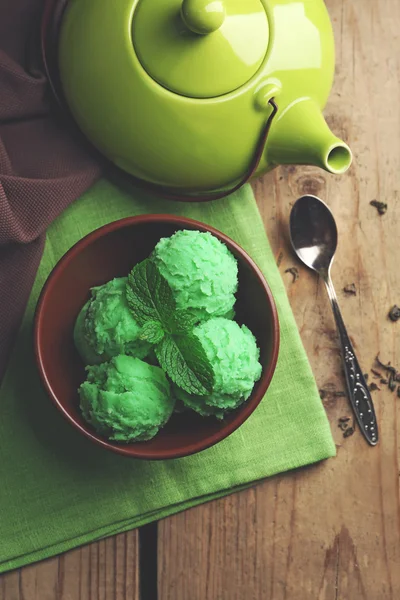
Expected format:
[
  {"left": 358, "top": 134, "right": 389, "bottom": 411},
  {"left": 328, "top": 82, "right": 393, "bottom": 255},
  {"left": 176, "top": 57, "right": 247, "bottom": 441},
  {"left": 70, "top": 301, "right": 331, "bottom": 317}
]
[{"left": 132, "top": 0, "right": 270, "bottom": 98}]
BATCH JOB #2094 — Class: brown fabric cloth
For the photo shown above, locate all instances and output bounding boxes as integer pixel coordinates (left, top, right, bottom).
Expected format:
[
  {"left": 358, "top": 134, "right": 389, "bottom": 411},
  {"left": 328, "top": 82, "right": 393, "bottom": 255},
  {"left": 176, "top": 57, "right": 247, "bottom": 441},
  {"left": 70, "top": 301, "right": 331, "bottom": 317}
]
[{"left": 0, "top": 0, "right": 101, "bottom": 381}]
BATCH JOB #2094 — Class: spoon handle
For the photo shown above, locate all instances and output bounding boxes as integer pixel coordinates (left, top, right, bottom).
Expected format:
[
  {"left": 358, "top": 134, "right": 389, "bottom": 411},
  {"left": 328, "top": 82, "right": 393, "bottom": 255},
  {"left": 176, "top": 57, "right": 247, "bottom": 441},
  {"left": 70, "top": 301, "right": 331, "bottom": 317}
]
[{"left": 324, "top": 276, "right": 379, "bottom": 445}]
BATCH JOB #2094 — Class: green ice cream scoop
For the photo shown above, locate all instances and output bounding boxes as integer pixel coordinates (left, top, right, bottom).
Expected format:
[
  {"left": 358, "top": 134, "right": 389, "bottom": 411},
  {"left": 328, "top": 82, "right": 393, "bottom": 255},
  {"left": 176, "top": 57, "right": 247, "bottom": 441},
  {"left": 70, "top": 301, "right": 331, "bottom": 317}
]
[
  {"left": 152, "top": 230, "right": 238, "bottom": 322},
  {"left": 74, "top": 277, "right": 151, "bottom": 365},
  {"left": 79, "top": 355, "right": 174, "bottom": 442},
  {"left": 174, "top": 318, "right": 262, "bottom": 419}
]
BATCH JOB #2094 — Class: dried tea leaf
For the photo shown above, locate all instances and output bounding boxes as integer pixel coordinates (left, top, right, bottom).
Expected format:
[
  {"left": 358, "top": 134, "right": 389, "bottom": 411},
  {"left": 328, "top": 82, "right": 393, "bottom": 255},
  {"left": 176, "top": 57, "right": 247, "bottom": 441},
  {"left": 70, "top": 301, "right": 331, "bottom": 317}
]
[
  {"left": 371, "top": 369, "right": 383, "bottom": 379},
  {"left": 397, "top": 386, "right": 400, "bottom": 399},
  {"left": 388, "top": 305, "right": 400, "bottom": 322},
  {"left": 389, "top": 372, "right": 397, "bottom": 392},
  {"left": 368, "top": 382, "right": 380, "bottom": 392},
  {"left": 380, "top": 378, "right": 389, "bottom": 385},
  {"left": 339, "top": 416, "right": 351, "bottom": 423},
  {"left": 343, "top": 283, "right": 357, "bottom": 295},
  {"left": 343, "top": 427, "right": 355, "bottom": 438},
  {"left": 338, "top": 417, "right": 352, "bottom": 432},
  {"left": 370, "top": 200, "right": 388, "bottom": 215},
  {"left": 284, "top": 267, "right": 299, "bottom": 283},
  {"left": 376, "top": 355, "right": 397, "bottom": 376}
]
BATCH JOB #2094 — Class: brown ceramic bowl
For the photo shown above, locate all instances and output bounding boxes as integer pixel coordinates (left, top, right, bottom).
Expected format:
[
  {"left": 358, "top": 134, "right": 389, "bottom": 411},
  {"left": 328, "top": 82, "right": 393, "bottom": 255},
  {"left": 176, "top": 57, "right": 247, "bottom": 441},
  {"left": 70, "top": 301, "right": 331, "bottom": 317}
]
[{"left": 34, "top": 215, "right": 280, "bottom": 459}]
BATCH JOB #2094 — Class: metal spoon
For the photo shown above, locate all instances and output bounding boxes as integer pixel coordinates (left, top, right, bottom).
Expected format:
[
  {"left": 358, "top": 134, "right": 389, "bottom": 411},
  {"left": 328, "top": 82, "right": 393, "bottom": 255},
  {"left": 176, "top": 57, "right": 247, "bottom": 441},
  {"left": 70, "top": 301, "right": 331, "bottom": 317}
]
[{"left": 289, "top": 195, "right": 378, "bottom": 446}]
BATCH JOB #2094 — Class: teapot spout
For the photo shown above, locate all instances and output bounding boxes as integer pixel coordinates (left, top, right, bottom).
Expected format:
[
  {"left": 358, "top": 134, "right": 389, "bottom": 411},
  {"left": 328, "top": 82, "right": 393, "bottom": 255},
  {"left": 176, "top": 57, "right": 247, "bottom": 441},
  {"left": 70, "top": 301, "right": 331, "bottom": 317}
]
[{"left": 266, "top": 98, "right": 352, "bottom": 174}]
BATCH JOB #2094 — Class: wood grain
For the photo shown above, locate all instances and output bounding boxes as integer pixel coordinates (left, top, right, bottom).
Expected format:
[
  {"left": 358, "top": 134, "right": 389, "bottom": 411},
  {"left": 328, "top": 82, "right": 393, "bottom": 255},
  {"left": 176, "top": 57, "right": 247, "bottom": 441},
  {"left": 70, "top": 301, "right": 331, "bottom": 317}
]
[
  {"left": 0, "top": 533, "right": 139, "bottom": 600},
  {"left": 1, "top": 0, "right": 400, "bottom": 598},
  {"left": 159, "top": 0, "right": 400, "bottom": 598}
]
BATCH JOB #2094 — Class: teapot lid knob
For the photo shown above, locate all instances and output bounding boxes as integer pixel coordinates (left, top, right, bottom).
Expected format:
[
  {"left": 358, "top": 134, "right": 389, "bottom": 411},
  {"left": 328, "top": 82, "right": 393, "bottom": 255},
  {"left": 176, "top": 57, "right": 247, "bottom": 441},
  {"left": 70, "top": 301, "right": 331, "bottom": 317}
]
[
  {"left": 181, "top": 0, "right": 226, "bottom": 35},
  {"left": 132, "top": 0, "right": 269, "bottom": 98}
]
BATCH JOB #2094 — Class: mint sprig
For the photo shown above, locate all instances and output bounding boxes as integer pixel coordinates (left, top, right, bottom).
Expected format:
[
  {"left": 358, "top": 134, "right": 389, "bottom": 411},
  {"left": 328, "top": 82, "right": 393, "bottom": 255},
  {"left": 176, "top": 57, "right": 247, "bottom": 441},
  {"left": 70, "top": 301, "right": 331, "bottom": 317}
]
[
  {"left": 155, "top": 334, "right": 214, "bottom": 396},
  {"left": 173, "top": 310, "right": 199, "bottom": 334},
  {"left": 126, "top": 259, "right": 174, "bottom": 327},
  {"left": 127, "top": 259, "right": 214, "bottom": 395},
  {"left": 139, "top": 320, "right": 164, "bottom": 344}
]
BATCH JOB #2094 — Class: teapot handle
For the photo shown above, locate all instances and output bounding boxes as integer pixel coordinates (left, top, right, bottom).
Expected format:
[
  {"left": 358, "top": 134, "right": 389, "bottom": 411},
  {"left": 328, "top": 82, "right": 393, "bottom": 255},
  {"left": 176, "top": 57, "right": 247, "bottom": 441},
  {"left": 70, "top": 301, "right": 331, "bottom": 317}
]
[
  {"left": 41, "top": 0, "right": 279, "bottom": 203},
  {"left": 172, "top": 99, "right": 278, "bottom": 203},
  {"left": 122, "top": 98, "right": 278, "bottom": 203}
]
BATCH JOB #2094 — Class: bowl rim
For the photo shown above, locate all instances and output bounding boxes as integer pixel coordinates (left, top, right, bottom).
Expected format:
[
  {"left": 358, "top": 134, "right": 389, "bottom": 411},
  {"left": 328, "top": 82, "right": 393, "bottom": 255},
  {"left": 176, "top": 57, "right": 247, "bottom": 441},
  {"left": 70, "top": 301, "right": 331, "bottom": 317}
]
[{"left": 34, "top": 214, "right": 280, "bottom": 460}]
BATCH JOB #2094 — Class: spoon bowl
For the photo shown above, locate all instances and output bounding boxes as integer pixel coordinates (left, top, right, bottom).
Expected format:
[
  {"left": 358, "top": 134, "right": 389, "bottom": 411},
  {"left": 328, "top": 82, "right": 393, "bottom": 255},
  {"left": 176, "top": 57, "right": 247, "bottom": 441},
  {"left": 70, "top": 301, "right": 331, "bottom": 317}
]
[{"left": 289, "top": 195, "right": 337, "bottom": 276}]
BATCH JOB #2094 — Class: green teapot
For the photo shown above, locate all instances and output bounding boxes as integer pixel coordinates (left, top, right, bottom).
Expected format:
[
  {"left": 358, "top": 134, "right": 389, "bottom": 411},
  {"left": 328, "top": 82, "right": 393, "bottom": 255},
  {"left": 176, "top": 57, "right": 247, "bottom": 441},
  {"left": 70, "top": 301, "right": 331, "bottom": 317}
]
[{"left": 49, "top": 0, "right": 352, "bottom": 198}]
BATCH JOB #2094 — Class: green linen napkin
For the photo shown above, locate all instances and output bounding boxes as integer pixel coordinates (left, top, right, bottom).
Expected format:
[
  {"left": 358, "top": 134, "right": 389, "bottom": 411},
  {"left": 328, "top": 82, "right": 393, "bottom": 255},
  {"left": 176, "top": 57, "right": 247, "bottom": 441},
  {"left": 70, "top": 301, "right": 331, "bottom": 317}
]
[{"left": 0, "top": 180, "right": 335, "bottom": 573}]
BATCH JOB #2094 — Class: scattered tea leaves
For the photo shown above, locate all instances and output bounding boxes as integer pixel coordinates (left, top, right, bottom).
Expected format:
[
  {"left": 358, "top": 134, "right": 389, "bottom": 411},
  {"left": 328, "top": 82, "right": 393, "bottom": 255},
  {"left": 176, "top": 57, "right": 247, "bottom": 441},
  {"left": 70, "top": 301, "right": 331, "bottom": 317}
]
[
  {"left": 285, "top": 267, "right": 299, "bottom": 283},
  {"left": 368, "top": 382, "right": 380, "bottom": 392},
  {"left": 337, "top": 416, "right": 352, "bottom": 433},
  {"left": 371, "top": 369, "right": 383, "bottom": 379},
  {"left": 343, "top": 427, "right": 355, "bottom": 438},
  {"left": 337, "top": 416, "right": 356, "bottom": 438},
  {"left": 343, "top": 283, "right": 357, "bottom": 295},
  {"left": 376, "top": 354, "right": 397, "bottom": 376},
  {"left": 370, "top": 355, "right": 400, "bottom": 399},
  {"left": 388, "top": 305, "right": 400, "bottom": 322},
  {"left": 389, "top": 372, "right": 397, "bottom": 392},
  {"left": 370, "top": 199, "right": 388, "bottom": 215}
]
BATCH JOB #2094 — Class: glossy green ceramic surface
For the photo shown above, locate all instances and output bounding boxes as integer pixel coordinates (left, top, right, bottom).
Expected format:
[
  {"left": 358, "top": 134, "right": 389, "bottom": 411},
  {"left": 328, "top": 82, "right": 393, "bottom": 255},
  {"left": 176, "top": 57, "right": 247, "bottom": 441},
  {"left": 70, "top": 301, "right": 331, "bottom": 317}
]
[
  {"left": 181, "top": 0, "right": 226, "bottom": 35},
  {"left": 58, "top": 0, "right": 352, "bottom": 194},
  {"left": 133, "top": 0, "right": 269, "bottom": 98}
]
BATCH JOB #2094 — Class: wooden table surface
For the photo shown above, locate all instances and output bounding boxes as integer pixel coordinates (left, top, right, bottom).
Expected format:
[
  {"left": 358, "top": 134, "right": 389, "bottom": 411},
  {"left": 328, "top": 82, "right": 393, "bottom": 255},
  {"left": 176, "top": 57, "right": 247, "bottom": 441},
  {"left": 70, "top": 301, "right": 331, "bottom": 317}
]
[{"left": 1, "top": 0, "right": 400, "bottom": 598}]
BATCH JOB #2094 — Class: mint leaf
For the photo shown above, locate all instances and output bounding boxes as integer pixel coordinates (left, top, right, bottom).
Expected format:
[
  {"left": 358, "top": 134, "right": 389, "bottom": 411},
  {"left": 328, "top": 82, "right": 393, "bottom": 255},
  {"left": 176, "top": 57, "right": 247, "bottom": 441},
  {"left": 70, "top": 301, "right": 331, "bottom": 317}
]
[
  {"left": 127, "top": 259, "right": 213, "bottom": 392},
  {"left": 126, "top": 259, "right": 176, "bottom": 326},
  {"left": 155, "top": 334, "right": 214, "bottom": 396},
  {"left": 127, "top": 259, "right": 199, "bottom": 334},
  {"left": 173, "top": 311, "right": 199, "bottom": 334},
  {"left": 139, "top": 320, "right": 165, "bottom": 344}
]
